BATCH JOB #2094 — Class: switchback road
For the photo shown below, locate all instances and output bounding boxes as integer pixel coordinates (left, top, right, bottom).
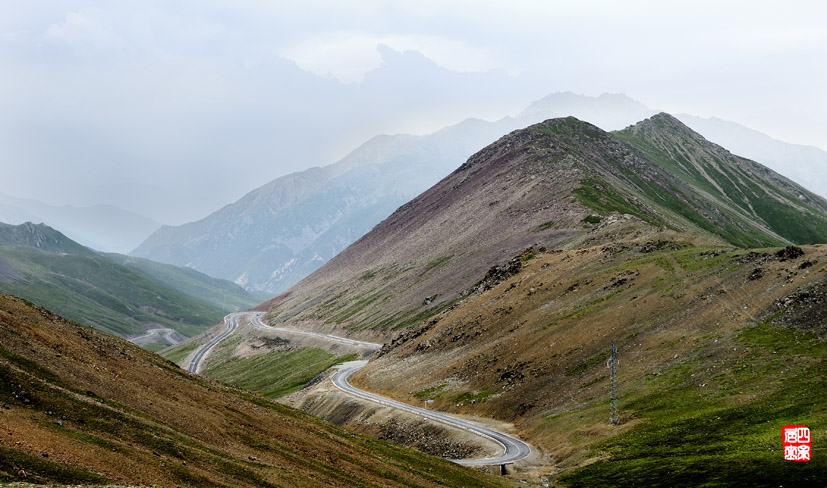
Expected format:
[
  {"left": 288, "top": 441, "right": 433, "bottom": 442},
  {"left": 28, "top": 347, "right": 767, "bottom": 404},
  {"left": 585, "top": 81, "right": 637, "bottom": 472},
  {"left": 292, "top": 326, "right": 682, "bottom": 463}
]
[
  {"left": 187, "top": 312, "right": 531, "bottom": 465},
  {"left": 250, "top": 313, "right": 382, "bottom": 349},
  {"left": 128, "top": 327, "right": 181, "bottom": 346},
  {"left": 186, "top": 312, "right": 244, "bottom": 373},
  {"left": 332, "top": 361, "right": 532, "bottom": 466}
]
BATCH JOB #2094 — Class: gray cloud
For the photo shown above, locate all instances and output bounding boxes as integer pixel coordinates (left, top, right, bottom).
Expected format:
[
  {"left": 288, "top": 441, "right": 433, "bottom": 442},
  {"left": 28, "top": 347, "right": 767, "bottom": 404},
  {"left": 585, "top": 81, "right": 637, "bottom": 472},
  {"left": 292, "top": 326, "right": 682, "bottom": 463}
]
[{"left": 1, "top": 1, "right": 824, "bottom": 224}]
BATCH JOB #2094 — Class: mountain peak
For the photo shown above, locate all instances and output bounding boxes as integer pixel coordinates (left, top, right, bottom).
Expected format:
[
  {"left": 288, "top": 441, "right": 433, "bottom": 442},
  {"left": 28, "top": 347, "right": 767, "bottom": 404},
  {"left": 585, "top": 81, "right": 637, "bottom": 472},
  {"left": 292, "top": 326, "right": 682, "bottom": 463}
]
[
  {"left": 649, "top": 111, "right": 683, "bottom": 124},
  {"left": 0, "top": 221, "right": 95, "bottom": 256},
  {"left": 619, "top": 112, "right": 722, "bottom": 156},
  {"left": 266, "top": 113, "right": 827, "bottom": 332},
  {"left": 532, "top": 115, "right": 609, "bottom": 136},
  {"left": 518, "top": 92, "right": 656, "bottom": 131},
  {"left": 455, "top": 116, "right": 607, "bottom": 175},
  {"left": 624, "top": 112, "right": 704, "bottom": 139}
]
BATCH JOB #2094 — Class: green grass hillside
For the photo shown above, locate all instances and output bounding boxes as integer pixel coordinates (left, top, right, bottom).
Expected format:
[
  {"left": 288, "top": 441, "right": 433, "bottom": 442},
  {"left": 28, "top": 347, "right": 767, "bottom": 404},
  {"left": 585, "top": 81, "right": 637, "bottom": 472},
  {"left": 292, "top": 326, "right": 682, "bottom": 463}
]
[
  {"left": 0, "top": 222, "right": 269, "bottom": 342},
  {"left": 0, "top": 245, "right": 224, "bottom": 337},
  {"left": 197, "top": 334, "right": 358, "bottom": 399},
  {"left": 614, "top": 113, "right": 827, "bottom": 246},
  {"left": 0, "top": 221, "right": 96, "bottom": 256},
  {"left": 104, "top": 252, "right": 267, "bottom": 312},
  {"left": 355, "top": 236, "right": 827, "bottom": 486},
  {"left": 559, "top": 321, "right": 826, "bottom": 487}
]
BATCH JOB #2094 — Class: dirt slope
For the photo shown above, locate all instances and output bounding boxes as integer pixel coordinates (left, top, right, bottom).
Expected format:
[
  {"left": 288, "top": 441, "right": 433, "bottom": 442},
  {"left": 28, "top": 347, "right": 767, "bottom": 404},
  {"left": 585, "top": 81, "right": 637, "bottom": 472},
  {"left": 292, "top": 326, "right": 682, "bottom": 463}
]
[
  {"left": 353, "top": 224, "right": 827, "bottom": 484},
  {"left": 0, "top": 294, "right": 511, "bottom": 487},
  {"left": 262, "top": 115, "right": 827, "bottom": 340}
]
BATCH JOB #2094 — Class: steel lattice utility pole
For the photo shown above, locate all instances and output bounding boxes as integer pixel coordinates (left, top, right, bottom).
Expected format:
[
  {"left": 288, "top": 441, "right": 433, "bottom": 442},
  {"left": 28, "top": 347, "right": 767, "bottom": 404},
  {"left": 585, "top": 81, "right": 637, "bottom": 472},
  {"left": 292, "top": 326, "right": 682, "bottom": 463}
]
[{"left": 609, "top": 340, "right": 619, "bottom": 425}]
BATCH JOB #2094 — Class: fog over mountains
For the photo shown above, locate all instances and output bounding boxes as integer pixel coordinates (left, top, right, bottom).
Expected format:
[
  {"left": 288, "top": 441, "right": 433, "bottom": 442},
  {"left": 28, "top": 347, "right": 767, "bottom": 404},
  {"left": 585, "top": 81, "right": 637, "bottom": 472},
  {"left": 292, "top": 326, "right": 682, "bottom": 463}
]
[
  {"left": 4, "top": 4, "right": 827, "bottom": 485},
  {"left": 261, "top": 113, "right": 827, "bottom": 333},
  {"left": 0, "top": 221, "right": 261, "bottom": 343},
  {"left": 133, "top": 92, "right": 827, "bottom": 293},
  {"left": 132, "top": 116, "right": 517, "bottom": 293},
  {"left": 0, "top": 192, "right": 160, "bottom": 254}
]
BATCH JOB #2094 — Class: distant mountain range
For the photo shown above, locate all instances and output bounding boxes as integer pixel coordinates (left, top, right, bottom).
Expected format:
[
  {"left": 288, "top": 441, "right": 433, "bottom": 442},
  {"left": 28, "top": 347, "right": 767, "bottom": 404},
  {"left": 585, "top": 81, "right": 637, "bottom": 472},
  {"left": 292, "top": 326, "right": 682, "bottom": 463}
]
[
  {"left": 262, "top": 114, "right": 827, "bottom": 334},
  {"left": 0, "top": 192, "right": 160, "bottom": 253},
  {"left": 209, "top": 112, "right": 827, "bottom": 484},
  {"left": 132, "top": 92, "right": 827, "bottom": 294},
  {"left": 520, "top": 93, "right": 827, "bottom": 198},
  {"left": 132, "top": 117, "right": 518, "bottom": 293},
  {"left": 0, "top": 222, "right": 262, "bottom": 346}
]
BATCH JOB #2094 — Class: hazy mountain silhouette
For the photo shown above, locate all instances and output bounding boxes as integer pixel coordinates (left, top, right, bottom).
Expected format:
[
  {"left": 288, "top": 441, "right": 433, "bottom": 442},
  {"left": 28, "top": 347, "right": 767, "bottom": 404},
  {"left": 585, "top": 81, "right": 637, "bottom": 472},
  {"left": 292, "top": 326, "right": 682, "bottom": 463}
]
[{"left": 133, "top": 93, "right": 827, "bottom": 294}]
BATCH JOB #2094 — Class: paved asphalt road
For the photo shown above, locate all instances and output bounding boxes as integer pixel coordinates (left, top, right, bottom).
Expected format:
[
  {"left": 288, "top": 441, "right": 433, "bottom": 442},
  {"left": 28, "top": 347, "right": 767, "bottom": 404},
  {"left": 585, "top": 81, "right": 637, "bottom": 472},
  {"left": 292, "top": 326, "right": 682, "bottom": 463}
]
[
  {"left": 186, "top": 313, "right": 243, "bottom": 373},
  {"left": 332, "top": 361, "right": 532, "bottom": 466},
  {"left": 250, "top": 312, "right": 383, "bottom": 349},
  {"left": 187, "top": 312, "right": 531, "bottom": 465},
  {"left": 128, "top": 327, "right": 179, "bottom": 345}
]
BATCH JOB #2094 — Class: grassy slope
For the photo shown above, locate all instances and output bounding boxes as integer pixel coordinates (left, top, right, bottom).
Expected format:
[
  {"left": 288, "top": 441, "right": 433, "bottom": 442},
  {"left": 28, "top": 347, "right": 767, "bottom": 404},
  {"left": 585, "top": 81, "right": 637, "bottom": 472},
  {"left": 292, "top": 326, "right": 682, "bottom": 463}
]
[
  {"left": 104, "top": 252, "right": 267, "bottom": 312},
  {"left": 559, "top": 323, "right": 826, "bottom": 487},
  {"left": 0, "top": 294, "right": 511, "bottom": 487},
  {"left": 201, "top": 334, "right": 358, "bottom": 398},
  {"left": 613, "top": 114, "right": 827, "bottom": 247},
  {"left": 353, "top": 227, "right": 827, "bottom": 486},
  {"left": 174, "top": 329, "right": 359, "bottom": 400},
  {"left": 0, "top": 222, "right": 97, "bottom": 256},
  {"left": 0, "top": 245, "right": 225, "bottom": 337}
]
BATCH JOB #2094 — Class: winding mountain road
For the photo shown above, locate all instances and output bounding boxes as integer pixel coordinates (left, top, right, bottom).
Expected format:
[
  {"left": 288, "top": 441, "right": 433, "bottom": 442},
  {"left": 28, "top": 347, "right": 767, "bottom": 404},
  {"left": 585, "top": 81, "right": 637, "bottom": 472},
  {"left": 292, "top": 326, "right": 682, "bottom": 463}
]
[
  {"left": 187, "top": 311, "right": 531, "bottom": 465},
  {"left": 187, "top": 313, "right": 241, "bottom": 373},
  {"left": 332, "top": 361, "right": 532, "bottom": 466},
  {"left": 128, "top": 327, "right": 180, "bottom": 346},
  {"left": 250, "top": 313, "right": 382, "bottom": 348}
]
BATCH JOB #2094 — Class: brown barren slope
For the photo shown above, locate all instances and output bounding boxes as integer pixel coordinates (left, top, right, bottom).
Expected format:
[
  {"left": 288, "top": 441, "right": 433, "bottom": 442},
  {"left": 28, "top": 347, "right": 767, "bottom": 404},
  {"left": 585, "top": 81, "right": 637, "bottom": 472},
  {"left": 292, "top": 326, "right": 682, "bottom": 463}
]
[
  {"left": 263, "top": 115, "right": 827, "bottom": 341},
  {"left": 263, "top": 118, "right": 615, "bottom": 336},
  {"left": 0, "top": 294, "right": 511, "bottom": 487},
  {"left": 212, "top": 115, "right": 827, "bottom": 485},
  {"left": 352, "top": 223, "right": 827, "bottom": 484}
]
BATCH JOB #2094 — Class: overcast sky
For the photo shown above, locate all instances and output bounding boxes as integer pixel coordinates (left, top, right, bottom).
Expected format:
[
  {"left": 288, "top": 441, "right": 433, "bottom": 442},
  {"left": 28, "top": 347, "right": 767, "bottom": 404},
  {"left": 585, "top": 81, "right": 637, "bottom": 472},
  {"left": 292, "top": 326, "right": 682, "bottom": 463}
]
[{"left": 2, "top": 1, "right": 825, "bottom": 224}]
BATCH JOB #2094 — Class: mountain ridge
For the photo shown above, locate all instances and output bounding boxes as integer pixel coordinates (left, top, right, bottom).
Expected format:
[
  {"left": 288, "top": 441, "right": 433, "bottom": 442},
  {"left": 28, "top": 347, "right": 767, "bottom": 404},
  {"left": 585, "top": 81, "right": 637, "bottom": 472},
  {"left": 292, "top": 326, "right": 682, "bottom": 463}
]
[
  {"left": 0, "top": 221, "right": 96, "bottom": 257},
  {"left": 262, "top": 114, "right": 827, "bottom": 337},
  {"left": 0, "top": 222, "right": 260, "bottom": 343},
  {"left": 133, "top": 116, "right": 517, "bottom": 293},
  {"left": 616, "top": 113, "right": 827, "bottom": 245},
  {"left": 132, "top": 93, "right": 827, "bottom": 297},
  {"left": 0, "top": 192, "right": 160, "bottom": 253}
]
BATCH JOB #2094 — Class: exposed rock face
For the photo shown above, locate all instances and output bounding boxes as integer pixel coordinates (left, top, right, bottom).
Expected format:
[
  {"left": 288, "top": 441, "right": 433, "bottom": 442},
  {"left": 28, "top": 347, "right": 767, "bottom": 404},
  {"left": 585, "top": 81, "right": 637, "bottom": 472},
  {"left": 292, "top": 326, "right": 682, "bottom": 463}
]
[
  {"left": 468, "top": 248, "right": 530, "bottom": 294},
  {"left": 772, "top": 274, "right": 827, "bottom": 338},
  {"left": 776, "top": 245, "right": 805, "bottom": 261}
]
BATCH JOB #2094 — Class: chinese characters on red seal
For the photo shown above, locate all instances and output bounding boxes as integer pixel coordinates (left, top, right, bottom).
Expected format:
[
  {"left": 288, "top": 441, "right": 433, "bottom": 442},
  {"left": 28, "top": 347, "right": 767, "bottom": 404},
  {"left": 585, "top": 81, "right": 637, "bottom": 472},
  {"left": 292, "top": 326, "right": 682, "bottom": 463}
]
[{"left": 783, "top": 425, "right": 810, "bottom": 462}]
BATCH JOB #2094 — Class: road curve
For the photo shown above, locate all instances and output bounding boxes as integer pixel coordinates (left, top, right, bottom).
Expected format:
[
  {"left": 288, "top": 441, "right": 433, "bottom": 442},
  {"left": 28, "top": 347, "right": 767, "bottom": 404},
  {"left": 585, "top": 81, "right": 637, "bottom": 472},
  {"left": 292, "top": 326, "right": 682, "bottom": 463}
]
[
  {"left": 186, "top": 313, "right": 242, "bottom": 373},
  {"left": 189, "top": 312, "right": 531, "bottom": 465},
  {"left": 250, "top": 313, "right": 383, "bottom": 348},
  {"left": 128, "top": 327, "right": 179, "bottom": 345},
  {"left": 332, "top": 361, "right": 532, "bottom": 466}
]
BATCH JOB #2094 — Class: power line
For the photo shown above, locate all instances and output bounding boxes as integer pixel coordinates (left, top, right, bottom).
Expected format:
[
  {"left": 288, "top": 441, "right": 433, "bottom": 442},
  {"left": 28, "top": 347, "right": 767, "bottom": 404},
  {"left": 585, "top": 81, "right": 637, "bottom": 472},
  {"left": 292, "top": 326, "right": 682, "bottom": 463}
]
[{"left": 609, "top": 340, "right": 619, "bottom": 425}]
